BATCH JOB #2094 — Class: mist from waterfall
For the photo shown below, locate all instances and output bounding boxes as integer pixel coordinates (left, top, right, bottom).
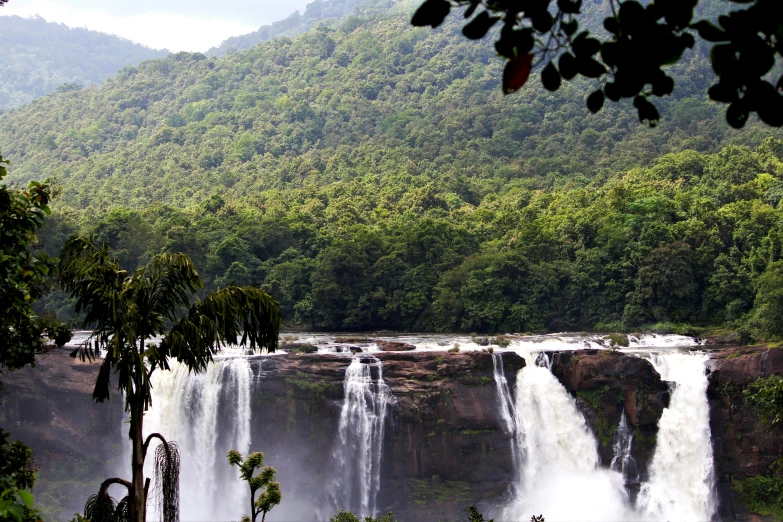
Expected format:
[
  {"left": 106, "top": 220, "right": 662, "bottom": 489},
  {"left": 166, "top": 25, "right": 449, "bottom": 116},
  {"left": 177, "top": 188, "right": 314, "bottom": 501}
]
[
  {"left": 637, "top": 352, "right": 716, "bottom": 521},
  {"left": 502, "top": 351, "right": 630, "bottom": 521},
  {"left": 144, "top": 356, "right": 253, "bottom": 521},
  {"left": 326, "top": 356, "right": 392, "bottom": 518}
]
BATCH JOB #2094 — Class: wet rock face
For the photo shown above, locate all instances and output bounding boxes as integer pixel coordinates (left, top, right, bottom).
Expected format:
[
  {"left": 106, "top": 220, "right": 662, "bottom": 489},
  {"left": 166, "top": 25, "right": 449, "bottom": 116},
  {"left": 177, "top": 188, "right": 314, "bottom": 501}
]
[
  {"left": 549, "top": 350, "right": 670, "bottom": 489},
  {"left": 706, "top": 346, "right": 783, "bottom": 521},
  {"left": 0, "top": 351, "right": 126, "bottom": 520},
  {"left": 246, "top": 350, "right": 526, "bottom": 521}
]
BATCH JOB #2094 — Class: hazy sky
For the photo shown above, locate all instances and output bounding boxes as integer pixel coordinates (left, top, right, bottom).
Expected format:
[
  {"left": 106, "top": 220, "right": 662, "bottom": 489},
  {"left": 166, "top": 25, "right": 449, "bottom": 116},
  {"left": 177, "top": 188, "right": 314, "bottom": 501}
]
[{"left": 0, "top": 0, "right": 314, "bottom": 52}]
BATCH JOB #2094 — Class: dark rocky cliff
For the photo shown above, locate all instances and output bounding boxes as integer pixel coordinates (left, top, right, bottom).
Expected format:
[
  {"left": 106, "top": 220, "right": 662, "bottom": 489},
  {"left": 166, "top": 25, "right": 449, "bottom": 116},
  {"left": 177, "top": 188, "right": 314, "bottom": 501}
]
[
  {"left": 706, "top": 346, "right": 783, "bottom": 521},
  {"left": 0, "top": 351, "right": 126, "bottom": 520},
  {"left": 550, "top": 350, "right": 670, "bottom": 497}
]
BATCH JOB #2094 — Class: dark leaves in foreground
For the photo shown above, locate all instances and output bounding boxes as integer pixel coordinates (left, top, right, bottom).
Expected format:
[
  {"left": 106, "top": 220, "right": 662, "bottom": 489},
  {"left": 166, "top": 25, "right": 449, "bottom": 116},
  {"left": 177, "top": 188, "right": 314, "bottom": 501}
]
[{"left": 412, "top": 0, "right": 782, "bottom": 128}]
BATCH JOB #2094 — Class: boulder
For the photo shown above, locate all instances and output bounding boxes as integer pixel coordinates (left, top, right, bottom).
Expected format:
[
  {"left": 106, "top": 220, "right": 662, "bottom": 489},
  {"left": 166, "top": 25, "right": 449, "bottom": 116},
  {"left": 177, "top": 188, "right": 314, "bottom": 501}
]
[
  {"left": 550, "top": 349, "right": 669, "bottom": 488},
  {"left": 378, "top": 341, "right": 416, "bottom": 351}
]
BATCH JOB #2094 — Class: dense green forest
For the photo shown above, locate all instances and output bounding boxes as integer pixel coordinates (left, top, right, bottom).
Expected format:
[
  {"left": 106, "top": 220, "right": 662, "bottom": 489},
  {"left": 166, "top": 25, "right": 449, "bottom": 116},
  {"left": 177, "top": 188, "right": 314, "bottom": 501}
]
[
  {"left": 1, "top": 4, "right": 782, "bottom": 337},
  {"left": 0, "top": 15, "right": 167, "bottom": 109}
]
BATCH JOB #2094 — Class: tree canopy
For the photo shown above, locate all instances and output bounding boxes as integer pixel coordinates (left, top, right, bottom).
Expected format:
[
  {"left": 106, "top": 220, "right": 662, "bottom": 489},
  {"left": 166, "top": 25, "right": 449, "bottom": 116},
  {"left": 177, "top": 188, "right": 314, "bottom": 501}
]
[
  {"left": 60, "top": 236, "right": 281, "bottom": 521},
  {"left": 412, "top": 0, "right": 783, "bottom": 128},
  {"left": 0, "top": 154, "right": 70, "bottom": 371}
]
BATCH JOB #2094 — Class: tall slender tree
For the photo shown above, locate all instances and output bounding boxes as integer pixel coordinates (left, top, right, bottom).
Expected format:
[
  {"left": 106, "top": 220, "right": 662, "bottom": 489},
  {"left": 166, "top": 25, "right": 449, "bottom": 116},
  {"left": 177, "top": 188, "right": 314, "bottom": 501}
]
[{"left": 59, "top": 236, "right": 282, "bottom": 522}]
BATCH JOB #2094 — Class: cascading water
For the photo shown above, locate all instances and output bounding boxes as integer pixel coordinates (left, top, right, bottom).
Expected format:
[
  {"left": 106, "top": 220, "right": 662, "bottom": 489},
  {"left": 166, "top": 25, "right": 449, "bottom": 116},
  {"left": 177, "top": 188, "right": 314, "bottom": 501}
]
[
  {"left": 144, "top": 356, "right": 253, "bottom": 521},
  {"left": 104, "top": 333, "right": 717, "bottom": 522},
  {"left": 637, "top": 352, "right": 716, "bottom": 521},
  {"left": 326, "top": 356, "right": 392, "bottom": 518},
  {"left": 491, "top": 352, "right": 517, "bottom": 438},
  {"left": 503, "top": 351, "right": 630, "bottom": 522},
  {"left": 490, "top": 352, "right": 522, "bottom": 498},
  {"left": 610, "top": 410, "right": 639, "bottom": 483}
]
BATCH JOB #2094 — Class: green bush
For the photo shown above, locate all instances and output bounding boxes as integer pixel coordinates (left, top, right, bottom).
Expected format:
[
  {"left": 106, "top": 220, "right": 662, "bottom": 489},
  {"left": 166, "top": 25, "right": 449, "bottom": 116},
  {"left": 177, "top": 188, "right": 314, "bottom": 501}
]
[
  {"left": 737, "top": 475, "right": 783, "bottom": 519},
  {"left": 743, "top": 375, "right": 783, "bottom": 424}
]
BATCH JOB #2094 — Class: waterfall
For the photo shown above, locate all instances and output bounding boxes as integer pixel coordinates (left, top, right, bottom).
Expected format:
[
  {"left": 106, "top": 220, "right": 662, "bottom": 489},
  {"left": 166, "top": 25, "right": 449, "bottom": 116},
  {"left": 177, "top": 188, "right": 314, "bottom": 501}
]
[
  {"left": 145, "top": 356, "right": 253, "bottom": 521},
  {"left": 610, "top": 410, "right": 639, "bottom": 483},
  {"left": 637, "top": 352, "right": 716, "bottom": 521},
  {"left": 491, "top": 352, "right": 517, "bottom": 437},
  {"left": 490, "top": 352, "right": 522, "bottom": 502},
  {"left": 503, "top": 352, "right": 630, "bottom": 522},
  {"left": 327, "top": 356, "right": 392, "bottom": 518}
]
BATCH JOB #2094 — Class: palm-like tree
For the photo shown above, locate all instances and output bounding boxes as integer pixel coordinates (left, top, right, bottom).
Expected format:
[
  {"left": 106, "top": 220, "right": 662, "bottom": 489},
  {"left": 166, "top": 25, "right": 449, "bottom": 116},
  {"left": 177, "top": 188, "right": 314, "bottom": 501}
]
[{"left": 59, "top": 236, "right": 281, "bottom": 522}]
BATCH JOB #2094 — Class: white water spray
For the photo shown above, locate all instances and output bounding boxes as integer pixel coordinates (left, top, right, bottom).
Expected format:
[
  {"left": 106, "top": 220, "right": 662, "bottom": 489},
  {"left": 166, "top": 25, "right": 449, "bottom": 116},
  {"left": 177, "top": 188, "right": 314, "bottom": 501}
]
[
  {"left": 637, "top": 352, "right": 716, "bottom": 521},
  {"left": 611, "top": 410, "right": 639, "bottom": 483},
  {"left": 503, "top": 352, "right": 630, "bottom": 522},
  {"left": 491, "top": 352, "right": 523, "bottom": 503},
  {"left": 327, "top": 356, "right": 392, "bottom": 518},
  {"left": 491, "top": 352, "right": 517, "bottom": 438},
  {"left": 145, "top": 356, "right": 253, "bottom": 521}
]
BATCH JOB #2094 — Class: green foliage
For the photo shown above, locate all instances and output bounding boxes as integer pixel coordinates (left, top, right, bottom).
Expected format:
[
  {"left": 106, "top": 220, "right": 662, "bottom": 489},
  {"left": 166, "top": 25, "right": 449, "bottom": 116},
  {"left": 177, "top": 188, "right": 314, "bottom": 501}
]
[
  {"left": 743, "top": 375, "right": 783, "bottom": 424},
  {"left": 328, "top": 511, "right": 397, "bottom": 522},
  {"left": 1, "top": 6, "right": 783, "bottom": 336},
  {"left": 226, "top": 450, "right": 282, "bottom": 522},
  {"left": 465, "top": 504, "right": 492, "bottom": 522},
  {"left": 606, "top": 333, "right": 629, "bottom": 348},
  {"left": 59, "top": 236, "right": 281, "bottom": 519},
  {"left": 286, "top": 374, "right": 332, "bottom": 394},
  {"left": 0, "top": 429, "right": 40, "bottom": 522},
  {"left": 0, "top": 15, "right": 165, "bottom": 109},
  {"left": 736, "top": 474, "right": 783, "bottom": 519},
  {"left": 408, "top": 475, "right": 471, "bottom": 507},
  {"left": 0, "top": 153, "right": 70, "bottom": 372},
  {"left": 459, "top": 429, "right": 495, "bottom": 435},
  {"left": 753, "top": 262, "right": 783, "bottom": 338},
  {"left": 412, "top": 0, "right": 782, "bottom": 128},
  {"left": 578, "top": 385, "right": 624, "bottom": 412}
]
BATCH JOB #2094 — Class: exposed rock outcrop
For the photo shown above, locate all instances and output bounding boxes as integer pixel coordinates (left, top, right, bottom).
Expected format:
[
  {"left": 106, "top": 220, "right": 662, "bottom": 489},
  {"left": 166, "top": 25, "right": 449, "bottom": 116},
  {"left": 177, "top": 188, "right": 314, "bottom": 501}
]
[
  {"left": 706, "top": 346, "right": 783, "bottom": 521},
  {"left": 0, "top": 351, "right": 126, "bottom": 519},
  {"left": 550, "top": 350, "right": 669, "bottom": 493},
  {"left": 247, "top": 350, "right": 525, "bottom": 520},
  {"left": 377, "top": 341, "right": 416, "bottom": 352}
]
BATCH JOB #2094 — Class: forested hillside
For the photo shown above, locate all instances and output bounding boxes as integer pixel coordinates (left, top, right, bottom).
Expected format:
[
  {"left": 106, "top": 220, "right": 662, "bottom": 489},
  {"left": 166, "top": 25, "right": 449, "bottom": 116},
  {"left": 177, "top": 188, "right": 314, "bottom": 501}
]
[
  {"left": 0, "top": 15, "right": 167, "bottom": 109},
  {"left": 207, "top": 0, "right": 367, "bottom": 57},
  {"left": 2, "top": 7, "right": 782, "bottom": 337}
]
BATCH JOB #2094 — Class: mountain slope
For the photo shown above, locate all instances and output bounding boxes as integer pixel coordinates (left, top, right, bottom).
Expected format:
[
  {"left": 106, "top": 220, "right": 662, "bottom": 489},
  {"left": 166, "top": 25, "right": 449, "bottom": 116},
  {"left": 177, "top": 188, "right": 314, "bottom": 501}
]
[
  {"left": 0, "top": 10, "right": 770, "bottom": 209},
  {"left": 207, "top": 0, "right": 366, "bottom": 57},
  {"left": 3, "top": 5, "right": 783, "bottom": 338},
  {"left": 0, "top": 15, "right": 167, "bottom": 109}
]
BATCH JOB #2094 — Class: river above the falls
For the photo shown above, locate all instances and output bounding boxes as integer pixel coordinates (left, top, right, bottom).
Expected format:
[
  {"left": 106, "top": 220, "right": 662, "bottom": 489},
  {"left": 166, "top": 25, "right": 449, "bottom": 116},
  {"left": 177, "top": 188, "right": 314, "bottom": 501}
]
[{"left": 65, "top": 330, "right": 705, "bottom": 357}]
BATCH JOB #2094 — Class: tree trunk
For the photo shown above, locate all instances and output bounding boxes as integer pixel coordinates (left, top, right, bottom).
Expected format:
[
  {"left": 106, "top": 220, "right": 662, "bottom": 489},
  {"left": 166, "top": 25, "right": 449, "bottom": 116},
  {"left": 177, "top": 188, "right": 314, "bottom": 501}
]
[{"left": 129, "top": 403, "right": 146, "bottom": 522}]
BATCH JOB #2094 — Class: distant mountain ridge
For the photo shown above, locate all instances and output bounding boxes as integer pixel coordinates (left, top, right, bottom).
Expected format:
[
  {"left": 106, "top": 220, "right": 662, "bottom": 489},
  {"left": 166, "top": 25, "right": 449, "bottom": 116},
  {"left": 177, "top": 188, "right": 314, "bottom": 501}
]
[
  {"left": 0, "top": 15, "right": 168, "bottom": 109},
  {"left": 207, "top": 0, "right": 399, "bottom": 57}
]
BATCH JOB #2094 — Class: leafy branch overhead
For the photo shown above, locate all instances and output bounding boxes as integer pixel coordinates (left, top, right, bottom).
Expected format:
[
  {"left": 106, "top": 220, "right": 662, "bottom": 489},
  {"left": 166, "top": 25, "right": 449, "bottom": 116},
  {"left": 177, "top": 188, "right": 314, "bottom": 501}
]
[{"left": 412, "top": 0, "right": 783, "bottom": 128}]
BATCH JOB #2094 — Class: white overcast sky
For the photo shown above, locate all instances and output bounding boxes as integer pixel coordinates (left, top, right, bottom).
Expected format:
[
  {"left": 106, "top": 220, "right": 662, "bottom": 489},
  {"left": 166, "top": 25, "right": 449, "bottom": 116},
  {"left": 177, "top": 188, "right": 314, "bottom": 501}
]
[{"left": 0, "top": 0, "right": 314, "bottom": 52}]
